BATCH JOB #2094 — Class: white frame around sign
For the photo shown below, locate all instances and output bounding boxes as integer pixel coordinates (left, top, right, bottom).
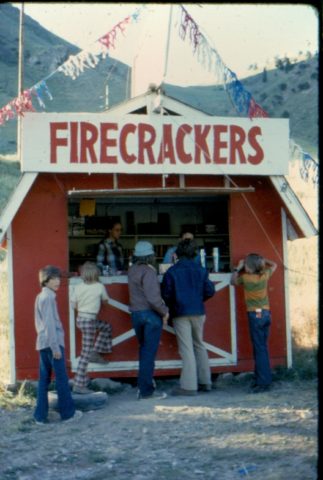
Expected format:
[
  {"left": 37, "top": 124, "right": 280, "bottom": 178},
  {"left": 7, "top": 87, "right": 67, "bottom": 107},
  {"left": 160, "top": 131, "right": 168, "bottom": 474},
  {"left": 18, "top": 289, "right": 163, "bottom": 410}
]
[{"left": 22, "top": 112, "right": 289, "bottom": 176}]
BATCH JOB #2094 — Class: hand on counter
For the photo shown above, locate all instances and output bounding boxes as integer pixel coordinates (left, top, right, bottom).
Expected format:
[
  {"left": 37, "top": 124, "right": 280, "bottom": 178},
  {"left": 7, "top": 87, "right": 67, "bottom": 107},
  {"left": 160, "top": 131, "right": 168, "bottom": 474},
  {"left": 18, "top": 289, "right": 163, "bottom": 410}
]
[{"left": 162, "top": 312, "right": 169, "bottom": 327}]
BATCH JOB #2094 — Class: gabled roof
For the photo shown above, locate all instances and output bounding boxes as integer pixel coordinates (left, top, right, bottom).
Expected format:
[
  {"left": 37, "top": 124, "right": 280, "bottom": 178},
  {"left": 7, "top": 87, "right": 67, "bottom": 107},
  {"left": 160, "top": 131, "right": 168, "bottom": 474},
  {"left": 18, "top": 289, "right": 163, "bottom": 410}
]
[{"left": 0, "top": 90, "right": 317, "bottom": 243}]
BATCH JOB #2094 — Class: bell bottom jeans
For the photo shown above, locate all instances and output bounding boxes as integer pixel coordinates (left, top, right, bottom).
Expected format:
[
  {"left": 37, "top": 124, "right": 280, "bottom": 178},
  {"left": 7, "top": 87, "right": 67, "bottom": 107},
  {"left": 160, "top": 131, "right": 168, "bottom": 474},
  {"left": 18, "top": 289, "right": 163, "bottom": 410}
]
[
  {"left": 34, "top": 346, "right": 75, "bottom": 422},
  {"left": 131, "top": 310, "right": 163, "bottom": 397},
  {"left": 248, "top": 309, "right": 272, "bottom": 386},
  {"left": 173, "top": 315, "right": 211, "bottom": 391}
]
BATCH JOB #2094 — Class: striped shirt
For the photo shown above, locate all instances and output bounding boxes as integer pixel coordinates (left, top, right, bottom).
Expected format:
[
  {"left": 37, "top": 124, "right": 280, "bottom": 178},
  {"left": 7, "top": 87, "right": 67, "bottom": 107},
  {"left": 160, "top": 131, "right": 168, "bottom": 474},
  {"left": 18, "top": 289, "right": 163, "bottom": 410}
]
[{"left": 236, "top": 268, "right": 273, "bottom": 312}]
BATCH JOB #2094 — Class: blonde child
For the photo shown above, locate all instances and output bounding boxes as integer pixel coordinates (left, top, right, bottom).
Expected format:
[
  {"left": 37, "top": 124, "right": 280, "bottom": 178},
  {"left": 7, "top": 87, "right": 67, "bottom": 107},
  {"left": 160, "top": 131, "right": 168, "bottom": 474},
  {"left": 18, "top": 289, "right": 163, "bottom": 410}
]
[
  {"left": 70, "top": 261, "right": 112, "bottom": 394},
  {"left": 231, "top": 253, "right": 277, "bottom": 393}
]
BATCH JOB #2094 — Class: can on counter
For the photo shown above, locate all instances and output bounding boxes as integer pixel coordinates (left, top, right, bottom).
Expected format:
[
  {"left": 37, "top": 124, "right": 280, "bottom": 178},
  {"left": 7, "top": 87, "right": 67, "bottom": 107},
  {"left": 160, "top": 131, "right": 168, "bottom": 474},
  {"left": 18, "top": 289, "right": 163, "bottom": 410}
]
[
  {"left": 212, "top": 247, "right": 219, "bottom": 272},
  {"left": 200, "top": 248, "right": 206, "bottom": 268}
]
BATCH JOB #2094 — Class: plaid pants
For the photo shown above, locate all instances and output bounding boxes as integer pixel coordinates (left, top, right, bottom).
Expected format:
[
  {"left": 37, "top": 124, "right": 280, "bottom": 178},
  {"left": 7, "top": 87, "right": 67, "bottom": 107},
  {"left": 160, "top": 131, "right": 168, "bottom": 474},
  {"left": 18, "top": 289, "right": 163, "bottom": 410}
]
[{"left": 74, "top": 316, "right": 112, "bottom": 388}]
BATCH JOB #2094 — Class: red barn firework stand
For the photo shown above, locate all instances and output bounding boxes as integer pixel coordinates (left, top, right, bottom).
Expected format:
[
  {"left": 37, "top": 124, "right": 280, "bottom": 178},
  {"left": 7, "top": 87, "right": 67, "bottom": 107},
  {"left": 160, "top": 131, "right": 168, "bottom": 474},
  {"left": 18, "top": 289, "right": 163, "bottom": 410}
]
[{"left": 0, "top": 90, "right": 316, "bottom": 382}]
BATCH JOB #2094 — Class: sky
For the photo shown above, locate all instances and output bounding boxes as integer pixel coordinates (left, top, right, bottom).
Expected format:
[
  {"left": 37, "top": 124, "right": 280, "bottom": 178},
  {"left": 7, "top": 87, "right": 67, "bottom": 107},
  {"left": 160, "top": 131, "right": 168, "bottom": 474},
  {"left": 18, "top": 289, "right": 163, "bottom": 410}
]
[{"left": 11, "top": 2, "right": 319, "bottom": 95}]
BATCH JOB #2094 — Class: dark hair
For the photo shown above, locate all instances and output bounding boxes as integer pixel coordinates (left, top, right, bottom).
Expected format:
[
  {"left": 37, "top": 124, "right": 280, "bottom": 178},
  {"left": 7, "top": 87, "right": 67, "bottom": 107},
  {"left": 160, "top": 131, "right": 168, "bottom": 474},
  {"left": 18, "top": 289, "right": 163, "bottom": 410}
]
[
  {"left": 38, "top": 265, "right": 61, "bottom": 287},
  {"left": 176, "top": 239, "right": 197, "bottom": 259},
  {"left": 105, "top": 218, "right": 122, "bottom": 237},
  {"left": 107, "top": 218, "right": 122, "bottom": 230},
  {"left": 132, "top": 254, "right": 155, "bottom": 266},
  {"left": 245, "top": 253, "right": 265, "bottom": 274}
]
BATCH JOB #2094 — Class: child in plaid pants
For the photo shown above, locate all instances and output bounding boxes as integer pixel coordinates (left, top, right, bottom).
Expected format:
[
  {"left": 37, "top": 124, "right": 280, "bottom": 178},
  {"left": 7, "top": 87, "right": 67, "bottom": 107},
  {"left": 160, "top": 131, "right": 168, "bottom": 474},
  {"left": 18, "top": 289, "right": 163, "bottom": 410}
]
[{"left": 70, "top": 262, "right": 112, "bottom": 394}]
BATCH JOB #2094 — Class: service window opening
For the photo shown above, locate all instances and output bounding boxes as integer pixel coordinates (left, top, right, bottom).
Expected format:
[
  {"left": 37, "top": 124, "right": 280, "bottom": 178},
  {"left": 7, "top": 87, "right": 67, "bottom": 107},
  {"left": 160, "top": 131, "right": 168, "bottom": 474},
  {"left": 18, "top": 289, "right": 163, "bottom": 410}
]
[{"left": 68, "top": 196, "right": 230, "bottom": 274}]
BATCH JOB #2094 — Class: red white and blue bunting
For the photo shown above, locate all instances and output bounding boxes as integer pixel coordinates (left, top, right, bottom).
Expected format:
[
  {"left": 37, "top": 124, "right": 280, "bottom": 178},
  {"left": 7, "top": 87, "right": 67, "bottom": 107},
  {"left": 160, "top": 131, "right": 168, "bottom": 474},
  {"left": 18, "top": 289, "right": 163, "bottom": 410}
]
[
  {"left": 290, "top": 140, "right": 318, "bottom": 186},
  {"left": 0, "top": 5, "right": 145, "bottom": 122},
  {"left": 177, "top": 4, "right": 317, "bottom": 185},
  {"left": 0, "top": 3, "right": 318, "bottom": 185}
]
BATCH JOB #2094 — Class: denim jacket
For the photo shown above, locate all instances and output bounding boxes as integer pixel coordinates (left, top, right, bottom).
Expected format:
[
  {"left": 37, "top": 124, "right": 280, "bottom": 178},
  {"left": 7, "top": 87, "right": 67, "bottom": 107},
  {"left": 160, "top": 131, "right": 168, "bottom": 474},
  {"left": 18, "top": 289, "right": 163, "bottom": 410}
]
[{"left": 161, "top": 258, "right": 215, "bottom": 318}]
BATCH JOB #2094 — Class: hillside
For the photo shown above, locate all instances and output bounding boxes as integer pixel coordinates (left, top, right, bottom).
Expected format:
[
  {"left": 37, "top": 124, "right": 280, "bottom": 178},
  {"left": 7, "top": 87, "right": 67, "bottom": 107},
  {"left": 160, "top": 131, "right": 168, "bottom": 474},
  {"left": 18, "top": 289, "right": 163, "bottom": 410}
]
[
  {"left": 0, "top": 3, "right": 130, "bottom": 154},
  {"left": 164, "top": 54, "right": 318, "bottom": 156}
]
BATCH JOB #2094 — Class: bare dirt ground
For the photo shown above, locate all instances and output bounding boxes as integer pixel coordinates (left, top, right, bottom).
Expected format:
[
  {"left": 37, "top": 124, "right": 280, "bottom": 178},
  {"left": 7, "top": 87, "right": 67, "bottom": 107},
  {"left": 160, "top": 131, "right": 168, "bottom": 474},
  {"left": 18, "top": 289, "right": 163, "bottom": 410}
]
[{"left": 0, "top": 374, "right": 318, "bottom": 480}]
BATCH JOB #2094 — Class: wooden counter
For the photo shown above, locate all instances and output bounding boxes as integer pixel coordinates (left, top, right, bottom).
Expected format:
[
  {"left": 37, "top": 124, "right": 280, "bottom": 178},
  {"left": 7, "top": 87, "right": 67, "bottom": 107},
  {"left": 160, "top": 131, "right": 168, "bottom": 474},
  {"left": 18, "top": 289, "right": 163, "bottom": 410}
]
[{"left": 68, "top": 274, "right": 237, "bottom": 377}]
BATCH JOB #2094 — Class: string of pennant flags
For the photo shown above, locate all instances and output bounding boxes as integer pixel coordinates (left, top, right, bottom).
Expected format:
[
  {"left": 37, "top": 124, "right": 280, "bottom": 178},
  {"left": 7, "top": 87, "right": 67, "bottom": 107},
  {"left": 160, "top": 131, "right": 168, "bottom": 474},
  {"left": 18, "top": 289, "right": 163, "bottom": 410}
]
[
  {"left": 0, "top": 5, "right": 145, "bottom": 123},
  {"left": 0, "top": 3, "right": 318, "bottom": 185},
  {"left": 177, "top": 5, "right": 318, "bottom": 185}
]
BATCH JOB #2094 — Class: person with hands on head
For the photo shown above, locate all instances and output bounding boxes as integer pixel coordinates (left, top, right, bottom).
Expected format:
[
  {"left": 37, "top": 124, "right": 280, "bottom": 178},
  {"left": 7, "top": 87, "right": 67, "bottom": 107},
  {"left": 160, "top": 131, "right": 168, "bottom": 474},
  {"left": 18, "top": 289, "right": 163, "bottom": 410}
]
[
  {"left": 231, "top": 253, "right": 277, "bottom": 393},
  {"left": 128, "top": 241, "right": 169, "bottom": 400},
  {"left": 34, "top": 265, "right": 82, "bottom": 424}
]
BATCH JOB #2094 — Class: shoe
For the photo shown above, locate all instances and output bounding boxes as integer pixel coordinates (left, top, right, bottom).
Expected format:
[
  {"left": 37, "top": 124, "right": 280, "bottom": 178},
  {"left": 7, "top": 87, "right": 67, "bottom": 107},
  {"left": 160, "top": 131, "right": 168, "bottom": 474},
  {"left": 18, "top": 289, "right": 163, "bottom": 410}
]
[
  {"left": 34, "top": 419, "right": 48, "bottom": 425},
  {"left": 88, "top": 352, "right": 109, "bottom": 364},
  {"left": 136, "top": 379, "right": 157, "bottom": 399},
  {"left": 138, "top": 391, "right": 167, "bottom": 400},
  {"left": 249, "top": 385, "right": 271, "bottom": 394},
  {"left": 73, "top": 386, "right": 93, "bottom": 394},
  {"left": 63, "top": 410, "right": 83, "bottom": 423},
  {"left": 198, "top": 384, "right": 212, "bottom": 392},
  {"left": 171, "top": 387, "right": 197, "bottom": 396}
]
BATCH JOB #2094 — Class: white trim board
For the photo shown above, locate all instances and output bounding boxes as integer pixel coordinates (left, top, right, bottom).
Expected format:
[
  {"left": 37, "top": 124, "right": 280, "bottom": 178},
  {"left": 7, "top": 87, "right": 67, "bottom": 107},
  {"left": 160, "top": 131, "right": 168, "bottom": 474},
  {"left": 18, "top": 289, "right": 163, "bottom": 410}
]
[
  {"left": 270, "top": 175, "right": 317, "bottom": 238},
  {"left": 0, "top": 173, "right": 38, "bottom": 243}
]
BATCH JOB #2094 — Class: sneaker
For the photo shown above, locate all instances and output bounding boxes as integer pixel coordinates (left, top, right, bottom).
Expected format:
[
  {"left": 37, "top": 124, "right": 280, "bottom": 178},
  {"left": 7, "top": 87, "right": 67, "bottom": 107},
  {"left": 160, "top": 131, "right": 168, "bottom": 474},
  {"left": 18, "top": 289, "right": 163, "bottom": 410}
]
[
  {"left": 63, "top": 410, "right": 83, "bottom": 423},
  {"left": 171, "top": 387, "right": 197, "bottom": 396},
  {"left": 198, "top": 384, "right": 212, "bottom": 392},
  {"left": 88, "top": 352, "right": 109, "bottom": 364},
  {"left": 34, "top": 419, "right": 49, "bottom": 425},
  {"left": 73, "top": 386, "right": 93, "bottom": 395},
  {"left": 136, "top": 379, "right": 157, "bottom": 399},
  {"left": 138, "top": 391, "right": 167, "bottom": 400}
]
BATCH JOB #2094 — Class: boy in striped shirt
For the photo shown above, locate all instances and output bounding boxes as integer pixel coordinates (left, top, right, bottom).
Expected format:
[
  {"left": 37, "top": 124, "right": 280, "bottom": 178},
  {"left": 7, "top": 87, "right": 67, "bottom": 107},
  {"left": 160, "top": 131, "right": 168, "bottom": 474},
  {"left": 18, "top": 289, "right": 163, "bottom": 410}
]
[{"left": 231, "top": 254, "right": 277, "bottom": 393}]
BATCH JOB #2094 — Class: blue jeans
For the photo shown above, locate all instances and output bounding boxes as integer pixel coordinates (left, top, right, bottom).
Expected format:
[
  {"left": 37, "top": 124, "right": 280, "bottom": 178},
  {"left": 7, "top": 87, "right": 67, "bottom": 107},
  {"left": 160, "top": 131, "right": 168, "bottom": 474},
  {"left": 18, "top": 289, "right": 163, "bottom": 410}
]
[
  {"left": 34, "top": 347, "right": 75, "bottom": 422},
  {"left": 131, "top": 310, "right": 163, "bottom": 397},
  {"left": 248, "top": 310, "right": 272, "bottom": 386}
]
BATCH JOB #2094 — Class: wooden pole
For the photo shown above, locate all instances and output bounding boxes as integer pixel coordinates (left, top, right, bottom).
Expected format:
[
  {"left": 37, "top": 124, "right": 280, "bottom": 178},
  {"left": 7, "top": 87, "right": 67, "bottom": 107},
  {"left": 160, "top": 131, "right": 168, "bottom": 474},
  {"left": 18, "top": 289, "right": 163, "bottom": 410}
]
[
  {"left": 162, "top": 4, "right": 173, "bottom": 82},
  {"left": 17, "top": 3, "right": 25, "bottom": 158}
]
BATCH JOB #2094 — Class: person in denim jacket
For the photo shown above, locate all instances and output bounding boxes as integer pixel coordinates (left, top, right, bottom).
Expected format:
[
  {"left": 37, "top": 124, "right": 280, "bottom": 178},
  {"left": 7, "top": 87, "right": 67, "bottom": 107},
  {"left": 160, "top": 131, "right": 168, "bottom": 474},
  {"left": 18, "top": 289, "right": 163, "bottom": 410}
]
[
  {"left": 231, "top": 253, "right": 277, "bottom": 393},
  {"left": 161, "top": 239, "right": 215, "bottom": 396}
]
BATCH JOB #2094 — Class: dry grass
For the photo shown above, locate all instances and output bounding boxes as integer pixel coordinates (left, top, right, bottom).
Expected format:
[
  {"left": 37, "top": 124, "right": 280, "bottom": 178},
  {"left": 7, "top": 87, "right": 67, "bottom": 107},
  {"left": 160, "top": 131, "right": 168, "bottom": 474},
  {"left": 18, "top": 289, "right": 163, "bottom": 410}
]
[
  {"left": 0, "top": 259, "right": 10, "bottom": 384},
  {"left": 0, "top": 381, "right": 35, "bottom": 410},
  {"left": 286, "top": 160, "right": 318, "bottom": 352}
]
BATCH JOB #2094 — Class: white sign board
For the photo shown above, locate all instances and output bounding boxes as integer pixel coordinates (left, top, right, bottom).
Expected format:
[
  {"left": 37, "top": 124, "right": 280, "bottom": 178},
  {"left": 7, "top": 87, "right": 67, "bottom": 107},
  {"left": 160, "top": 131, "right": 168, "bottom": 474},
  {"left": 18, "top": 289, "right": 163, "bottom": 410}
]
[{"left": 22, "top": 113, "right": 289, "bottom": 175}]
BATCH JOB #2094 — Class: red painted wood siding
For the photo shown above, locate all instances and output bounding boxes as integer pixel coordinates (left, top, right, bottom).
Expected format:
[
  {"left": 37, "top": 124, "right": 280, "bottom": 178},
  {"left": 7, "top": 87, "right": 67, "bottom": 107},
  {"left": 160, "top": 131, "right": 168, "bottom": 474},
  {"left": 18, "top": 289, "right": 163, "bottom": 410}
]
[{"left": 12, "top": 173, "right": 288, "bottom": 379}]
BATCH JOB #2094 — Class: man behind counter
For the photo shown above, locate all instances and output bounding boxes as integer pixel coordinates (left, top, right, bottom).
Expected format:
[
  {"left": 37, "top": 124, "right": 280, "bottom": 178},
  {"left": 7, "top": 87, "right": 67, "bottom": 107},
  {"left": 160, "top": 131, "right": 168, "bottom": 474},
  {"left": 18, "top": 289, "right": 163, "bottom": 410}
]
[
  {"left": 96, "top": 220, "right": 125, "bottom": 275},
  {"left": 162, "top": 231, "right": 201, "bottom": 265}
]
